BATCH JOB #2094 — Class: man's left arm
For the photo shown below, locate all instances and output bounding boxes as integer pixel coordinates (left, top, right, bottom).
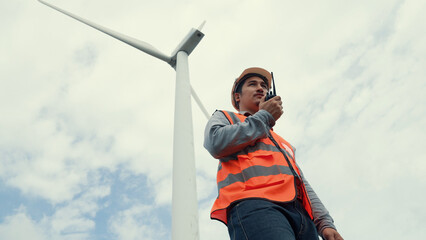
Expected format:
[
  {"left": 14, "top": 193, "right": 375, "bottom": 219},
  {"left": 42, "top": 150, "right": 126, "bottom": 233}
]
[{"left": 298, "top": 164, "right": 344, "bottom": 240}]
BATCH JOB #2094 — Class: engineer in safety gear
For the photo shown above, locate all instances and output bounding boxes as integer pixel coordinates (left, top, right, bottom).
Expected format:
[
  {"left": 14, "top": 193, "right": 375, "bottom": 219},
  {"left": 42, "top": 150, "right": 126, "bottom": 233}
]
[{"left": 204, "top": 67, "right": 344, "bottom": 240}]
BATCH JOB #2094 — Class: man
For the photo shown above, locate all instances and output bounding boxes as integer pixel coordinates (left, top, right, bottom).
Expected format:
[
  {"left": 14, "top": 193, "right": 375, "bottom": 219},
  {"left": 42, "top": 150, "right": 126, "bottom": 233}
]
[{"left": 204, "top": 67, "right": 343, "bottom": 240}]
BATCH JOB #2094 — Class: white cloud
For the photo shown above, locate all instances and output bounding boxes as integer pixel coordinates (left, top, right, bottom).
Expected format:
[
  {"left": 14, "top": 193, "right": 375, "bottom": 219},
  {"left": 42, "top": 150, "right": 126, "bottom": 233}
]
[
  {"left": 0, "top": 183, "right": 111, "bottom": 240},
  {"left": 109, "top": 204, "right": 167, "bottom": 240},
  {"left": 0, "top": 207, "right": 46, "bottom": 240},
  {"left": 47, "top": 183, "right": 110, "bottom": 236}
]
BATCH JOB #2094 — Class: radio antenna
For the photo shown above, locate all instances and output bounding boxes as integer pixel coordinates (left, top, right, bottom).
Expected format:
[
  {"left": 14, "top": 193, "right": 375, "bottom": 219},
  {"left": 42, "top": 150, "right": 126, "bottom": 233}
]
[{"left": 271, "top": 72, "right": 276, "bottom": 96}]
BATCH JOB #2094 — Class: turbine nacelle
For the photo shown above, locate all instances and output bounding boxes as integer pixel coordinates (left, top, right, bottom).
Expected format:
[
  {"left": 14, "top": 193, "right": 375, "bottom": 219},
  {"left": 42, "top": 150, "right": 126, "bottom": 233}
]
[{"left": 169, "top": 28, "right": 205, "bottom": 68}]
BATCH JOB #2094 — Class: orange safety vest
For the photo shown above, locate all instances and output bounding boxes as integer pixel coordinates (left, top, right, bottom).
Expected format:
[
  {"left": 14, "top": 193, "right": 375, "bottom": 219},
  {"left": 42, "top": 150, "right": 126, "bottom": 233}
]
[{"left": 211, "top": 110, "right": 313, "bottom": 224}]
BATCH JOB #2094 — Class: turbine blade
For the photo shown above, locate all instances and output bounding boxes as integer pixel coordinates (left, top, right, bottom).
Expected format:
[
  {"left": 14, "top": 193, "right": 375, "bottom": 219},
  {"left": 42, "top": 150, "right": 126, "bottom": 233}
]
[
  {"left": 197, "top": 21, "right": 206, "bottom": 31},
  {"left": 38, "top": 0, "right": 171, "bottom": 63},
  {"left": 190, "top": 86, "right": 210, "bottom": 120}
]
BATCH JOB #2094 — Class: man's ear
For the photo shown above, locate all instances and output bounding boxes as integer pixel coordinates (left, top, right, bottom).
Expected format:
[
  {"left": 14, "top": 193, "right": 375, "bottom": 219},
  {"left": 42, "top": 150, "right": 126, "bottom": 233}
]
[{"left": 234, "top": 93, "right": 241, "bottom": 102}]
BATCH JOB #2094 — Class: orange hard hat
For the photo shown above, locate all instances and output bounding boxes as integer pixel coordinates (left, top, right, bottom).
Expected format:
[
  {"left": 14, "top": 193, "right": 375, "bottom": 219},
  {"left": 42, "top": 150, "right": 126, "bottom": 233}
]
[{"left": 231, "top": 67, "right": 272, "bottom": 110}]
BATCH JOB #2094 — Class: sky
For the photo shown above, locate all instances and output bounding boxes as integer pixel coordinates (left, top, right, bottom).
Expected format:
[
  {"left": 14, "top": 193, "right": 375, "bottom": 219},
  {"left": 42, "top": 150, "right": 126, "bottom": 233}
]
[{"left": 1, "top": 0, "right": 425, "bottom": 239}]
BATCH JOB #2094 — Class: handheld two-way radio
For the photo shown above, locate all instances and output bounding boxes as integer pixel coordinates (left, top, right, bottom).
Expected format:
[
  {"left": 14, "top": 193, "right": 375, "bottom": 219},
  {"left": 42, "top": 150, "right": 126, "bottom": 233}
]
[{"left": 265, "top": 72, "right": 277, "bottom": 101}]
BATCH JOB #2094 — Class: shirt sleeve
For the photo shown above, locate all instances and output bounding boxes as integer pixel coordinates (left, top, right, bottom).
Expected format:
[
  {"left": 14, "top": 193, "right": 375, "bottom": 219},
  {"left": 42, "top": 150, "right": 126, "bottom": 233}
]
[
  {"left": 297, "top": 164, "right": 337, "bottom": 238},
  {"left": 203, "top": 110, "right": 275, "bottom": 159}
]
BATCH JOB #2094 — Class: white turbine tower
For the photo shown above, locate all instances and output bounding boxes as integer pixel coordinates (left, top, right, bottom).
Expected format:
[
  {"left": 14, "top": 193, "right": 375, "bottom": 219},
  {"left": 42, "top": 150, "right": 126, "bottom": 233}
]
[{"left": 38, "top": 1, "right": 208, "bottom": 239}]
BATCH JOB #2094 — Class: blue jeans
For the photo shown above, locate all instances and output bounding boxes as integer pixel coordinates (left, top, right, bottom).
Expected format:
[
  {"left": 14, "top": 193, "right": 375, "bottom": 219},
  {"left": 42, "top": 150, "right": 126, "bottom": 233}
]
[{"left": 227, "top": 199, "right": 319, "bottom": 240}]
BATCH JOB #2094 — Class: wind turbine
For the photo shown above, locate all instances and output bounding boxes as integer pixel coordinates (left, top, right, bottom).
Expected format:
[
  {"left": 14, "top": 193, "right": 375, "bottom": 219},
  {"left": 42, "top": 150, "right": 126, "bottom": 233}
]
[{"left": 38, "top": 1, "right": 208, "bottom": 239}]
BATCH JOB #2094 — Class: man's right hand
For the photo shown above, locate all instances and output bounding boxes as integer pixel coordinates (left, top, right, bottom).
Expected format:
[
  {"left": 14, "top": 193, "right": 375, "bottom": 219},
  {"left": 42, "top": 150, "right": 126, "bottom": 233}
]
[{"left": 259, "top": 96, "right": 283, "bottom": 121}]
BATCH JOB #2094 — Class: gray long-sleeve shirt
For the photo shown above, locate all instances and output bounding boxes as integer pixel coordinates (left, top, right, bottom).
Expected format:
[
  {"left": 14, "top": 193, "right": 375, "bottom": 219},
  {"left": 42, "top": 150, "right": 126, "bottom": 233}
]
[{"left": 204, "top": 109, "right": 336, "bottom": 237}]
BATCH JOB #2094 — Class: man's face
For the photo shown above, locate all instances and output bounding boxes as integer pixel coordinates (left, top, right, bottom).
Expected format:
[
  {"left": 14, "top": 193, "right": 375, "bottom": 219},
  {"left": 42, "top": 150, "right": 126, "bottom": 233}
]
[{"left": 235, "top": 76, "right": 268, "bottom": 113}]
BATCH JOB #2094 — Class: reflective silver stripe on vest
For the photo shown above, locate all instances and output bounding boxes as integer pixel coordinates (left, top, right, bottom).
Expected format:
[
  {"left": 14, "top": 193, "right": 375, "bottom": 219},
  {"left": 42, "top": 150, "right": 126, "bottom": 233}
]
[
  {"left": 220, "top": 142, "right": 288, "bottom": 163},
  {"left": 217, "top": 165, "right": 293, "bottom": 190}
]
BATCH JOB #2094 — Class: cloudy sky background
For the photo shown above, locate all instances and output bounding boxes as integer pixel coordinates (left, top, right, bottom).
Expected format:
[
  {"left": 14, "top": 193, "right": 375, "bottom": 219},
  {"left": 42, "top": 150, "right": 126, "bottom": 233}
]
[{"left": 1, "top": 0, "right": 425, "bottom": 239}]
